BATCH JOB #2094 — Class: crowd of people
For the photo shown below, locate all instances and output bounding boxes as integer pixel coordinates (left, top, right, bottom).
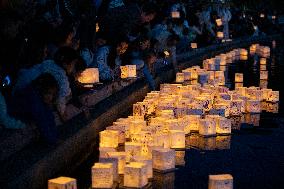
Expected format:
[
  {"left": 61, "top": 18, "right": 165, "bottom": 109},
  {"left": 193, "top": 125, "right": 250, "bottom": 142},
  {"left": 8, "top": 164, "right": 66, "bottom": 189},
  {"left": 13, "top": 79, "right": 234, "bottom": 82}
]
[{"left": 0, "top": 0, "right": 282, "bottom": 145}]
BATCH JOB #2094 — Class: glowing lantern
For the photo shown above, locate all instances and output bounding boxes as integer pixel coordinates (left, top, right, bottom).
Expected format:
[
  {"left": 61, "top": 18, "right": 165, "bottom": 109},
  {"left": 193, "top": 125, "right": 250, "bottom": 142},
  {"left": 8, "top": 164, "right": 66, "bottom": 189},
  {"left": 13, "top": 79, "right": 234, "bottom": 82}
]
[
  {"left": 99, "top": 147, "right": 116, "bottom": 158},
  {"left": 133, "top": 156, "right": 153, "bottom": 179},
  {"left": 182, "top": 70, "right": 192, "bottom": 81},
  {"left": 250, "top": 44, "right": 257, "bottom": 54},
  {"left": 92, "top": 163, "right": 113, "bottom": 188},
  {"left": 100, "top": 130, "right": 119, "bottom": 148},
  {"left": 129, "top": 120, "right": 145, "bottom": 134},
  {"left": 106, "top": 152, "right": 126, "bottom": 174},
  {"left": 266, "top": 91, "right": 279, "bottom": 102},
  {"left": 216, "top": 117, "right": 231, "bottom": 134},
  {"left": 246, "top": 88, "right": 263, "bottom": 101},
  {"left": 261, "top": 88, "right": 272, "bottom": 100},
  {"left": 48, "top": 177, "right": 77, "bottom": 189},
  {"left": 78, "top": 68, "right": 99, "bottom": 85},
  {"left": 133, "top": 102, "right": 145, "bottom": 117},
  {"left": 217, "top": 32, "right": 224, "bottom": 39},
  {"left": 216, "top": 19, "right": 223, "bottom": 26},
  {"left": 99, "top": 157, "right": 119, "bottom": 181},
  {"left": 152, "top": 148, "right": 175, "bottom": 171},
  {"left": 199, "top": 119, "right": 216, "bottom": 136},
  {"left": 209, "top": 174, "right": 233, "bottom": 189},
  {"left": 260, "top": 58, "right": 267, "bottom": 65},
  {"left": 246, "top": 100, "right": 261, "bottom": 113},
  {"left": 96, "top": 23, "right": 100, "bottom": 32},
  {"left": 124, "top": 162, "right": 148, "bottom": 188},
  {"left": 191, "top": 43, "right": 198, "bottom": 49},
  {"left": 187, "top": 115, "right": 201, "bottom": 131},
  {"left": 235, "top": 73, "right": 243, "bottom": 83},
  {"left": 169, "top": 130, "right": 185, "bottom": 149},
  {"left": 216, "top": 136, "right": 231, "bottom": 150},
  {"left": 260, "top": 13, "right": 265, "bottom": 18},
  {"left": 260, "top": 64, "right": 267, "bottom": 71},
  {"left": 120, "top": 65, "right": 137, "bottom": 78},
  {"left": 171, "top": 11, "right": 180, "bottom": 18},
  {"left": 164, "top": 50, "right": 170, "bottom": 57},
  {"left": 214, "top": 103, "right": 230, "bottom": 117},
  {"left": 265, "top": 102, "right": 279, "bottom": 113},
  {"left": 175, "top": 151, "right": 185, "bottom": 166},
  {"left": 235, "top": 82, "right": 243, "bottom": 89},
  {"left": 260, "top": 71, "right": 268, "bottom": 80},
  {"left": 125, "top": 142, "right": 142, "bottom": 162},
  {"left": 176, "top": 73, "right": 184, "bottom": 83}
]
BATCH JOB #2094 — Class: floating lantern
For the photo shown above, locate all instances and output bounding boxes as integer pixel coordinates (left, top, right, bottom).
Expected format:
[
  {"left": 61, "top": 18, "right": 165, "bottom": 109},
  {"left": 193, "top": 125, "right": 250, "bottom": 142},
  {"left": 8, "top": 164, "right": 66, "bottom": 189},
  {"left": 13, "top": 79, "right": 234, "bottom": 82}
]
[
  {"left": 176, "top": 73, "right": 184, "bottom": 83},
  {"left": 96, "top": 23, "right": 100, "bottom": 32},
  {"left": 235, "top": 73, "right": 243, "bottom": 83},
  {"left": 216, "top": 117, "right": 231, "bottom": 134},
  {"left": 250, "top": 44, "right": 257, "bottom": 54},
  {"left": 265, "top": 102, "right": 279, "bottom": 113},
  {"left": 133, "top": 156, "right": 153, "bottom": 179},
  {"left": 182, "top": 70, "right": 192, "bottom": 81},
  {"left": 169, "top": 130, "right": 185, "bottom": 149},
  {"left": 260, "top": 13, "right": 265, "bottom": 18},
  {"left": 125, "top": 142, "right": 142, "bottom": 162},
  {"left": 106, "top": 152, "right": 126, "bottom": 174},
  {"left": 191, "top": 43, "right": 198, "bottom": 49},
  {"left": 48, "top": 177, "right": 77, "bottom": 189},
  {"left": 92, "top": 163, "right": 113, "bottom": 188},
  {"left": 217, "top": 32, "right": 224, "bottom": 39},
  {"left": 260, "top": 64, "right": 266, "bottom": 71},
  {"left": 120, "top": 65, "right": 136, "bottom": 79},
  {"left": 209, "top": 174, "right": 233, "bottom": 189},
  {"left": 260, "top": 58, "right": 267, "bottom": 65},
  {"left": 266, "top": 91, "right": 279, "bottom": 102},
  {"left": 99, "top": 158, "right": 119, "bottom": 182},
  {"left": 164, "top": 50, "right": 170, "bottom": 57},
  {"left": 260, "top": 71, "right": 268, "bottom": 80},
  {"left": 216, "top": 136, "right": 231, "bottom": 150},
  {"left": 246, "top": 100, "right": 261, "bottom": 113},
  {"left": 133, "top": 102, "right": 146, "bottom": 117},
  {"left": 77, "top": 68, "right": 99, "bottom": 85},
  {"left": 216, "top": 19, "right": 223, "bottom": 26},
  {"left": 199, "top": 119, "right": 216, "bottom": 136},
  {"left": 171, "top": 11, "right": 180, "bottom": 18},
  {"left": 152, "top": 148, "right": 175, "bottom": 171},
  {"left": 175, "top": 151, "right": 185, "bottom": 166},
  {"left": 124, "top": 162, "right": 148, "bottom": 188},
  {"left": 99, "top": 147, "right": 116, "bottom": 158},
  {"left": 188, "top": 115, "right": 201, "bottom": 131},
  {"left": 100, "top": 130, "right": 119, "bottom": 148}
]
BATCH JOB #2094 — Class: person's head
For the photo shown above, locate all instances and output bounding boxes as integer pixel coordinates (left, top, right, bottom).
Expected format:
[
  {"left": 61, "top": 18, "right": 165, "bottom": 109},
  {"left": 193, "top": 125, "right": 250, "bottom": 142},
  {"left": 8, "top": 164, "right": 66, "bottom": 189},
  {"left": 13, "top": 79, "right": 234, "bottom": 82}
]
[
  {"left": 141, "top": 3, "right": 157, "bottom": 23},
  {"left": 32, "top": 73, "right": 59, "bottom": 107},
  {"left": 54, "top": 47, "right": 79, "bottom": 76}
]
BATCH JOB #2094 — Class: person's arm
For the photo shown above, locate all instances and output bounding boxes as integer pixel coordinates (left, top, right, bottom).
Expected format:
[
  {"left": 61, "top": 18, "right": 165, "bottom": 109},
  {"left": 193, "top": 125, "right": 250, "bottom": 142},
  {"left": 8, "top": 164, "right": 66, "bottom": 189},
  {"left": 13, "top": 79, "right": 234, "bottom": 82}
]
[{"left": 143, "top": 65, "right": 156, "bottom": 91}]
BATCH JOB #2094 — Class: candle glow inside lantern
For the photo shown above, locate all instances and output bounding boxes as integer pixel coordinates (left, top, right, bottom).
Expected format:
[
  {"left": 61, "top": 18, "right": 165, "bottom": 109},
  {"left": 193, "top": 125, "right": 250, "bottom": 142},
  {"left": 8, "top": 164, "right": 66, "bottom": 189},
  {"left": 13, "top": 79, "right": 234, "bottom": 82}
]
[
  {"left": 152, "top": 148, "right": 175, "bottom": 171},
  {"left": 260, "top": 64, "right": 267, "bottom": 71},
  {"left": 77, "top": 68, "right": 99, "bottom": 85},
  {"left": 182, "top": 70, "right": 192, "bottom": 81},
  {"left": 92, "top": 163, "right": 113, "bottom": 188},
  {"left": 250, "top": 44, "right": 257, "bottom": 54},
  {"left": 235, "top": 73, "right": 243, "bottom": 83},
  {"left": 48, "top": 177, "right": 77, "bottom": 189},
  {"left": 260, "top": 71, "right": 268, "bottom": 80},
  {"left": 266, "top": 91, "right": 279, "bottom": 102},
  {"left": 260, "top": 58, "right": 267, "bottom": 65},
  {"left": 176, "top": 73, "right": 184, "bottom": 83},
  {"left": 209, "top": 174, "right": 233, "bottom": 189},
  {"left": 216, "top": 18, "right": 223, "bottom": 26},
  {"left": 217, "top": 32, "right": 224, "bottom": 39},
  {"left": 188, "top": 115, "right": 201, "bottom": 131},
  {"left": 191, "top": 43, "right": 198, "bottom": 49},
  {"left": 106, "top": 152, "right": 126, "bottom": 174},
  {"left": 125, "top": 142, "right": 142, "bottom": 162},
  {"left": 133, "top": 102, "right": 145, "bottom": 117},
  {"left": 169, "top": 130, "right": 185, "bottom": 149},
  {"left": 99, "top": 147, "right": 116, "bottom": 158},
  {"left": 133, "top": 156, "right": 153, "bottom": 179},
  {"left": 100, "top": 130, "right": 119, "bottom": 148},
  {"left": 216, "top": 117, "right": 231, "bottom": 134},
  {"left": 246, "top": 100, "right": 261, "bottom": 113},
  {"left": 120, "top": 65, "right": 137, "bottom": 78},
  {"left": 171, "top": 11, "right": 180, "bottom": 18},
  {"left": 199, "top": 119, "right": 216, "bottom": 136},
  {"left": 99, "top": 157, "right": 119, "bottom": 181},
  {"left": 124, "top": 162, "right": 148, "bottom": 188}
]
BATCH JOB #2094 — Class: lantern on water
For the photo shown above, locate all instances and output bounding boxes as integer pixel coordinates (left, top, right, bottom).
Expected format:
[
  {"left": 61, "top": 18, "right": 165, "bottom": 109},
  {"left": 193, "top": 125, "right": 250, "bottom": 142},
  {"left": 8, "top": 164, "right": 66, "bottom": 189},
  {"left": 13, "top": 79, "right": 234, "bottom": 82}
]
[
  {"left": 133, "top": 102, "right": 145, "bottom": 117},
  {"left": 106, "top": 152, "right": 126, "bottom": 174},
  {"left": 176, "top": 73, "right": 184, "bottom": 83},
  {"left": 250, "top": 44, "right": 257, "bottom": 54},
  {"left": 265, "top": 102, "right": 279, "bottom": 113},
  {"left": 260, "top": 13, "right": 265, "bottom": 18},
  {"left": 260, "top": 71, "right": 268, "bottom": 80},
  {"left": 199, "top": 119, "right": 216, "bottom": 136},
  {"left": 169, "top": 130, "right": 185, "bottom": 149},
  {"left": 92, "top": 163, "right": 113, "bottom": 188},
  {"left": 260, "top": 58, "right": 267, "bottom": 65},
  {"left": 124, "top": 162, "right": 148, "bottom": 188},
  {"left": 120, "top": 65, "right": 136, "bottom": 78},
  {"left": 246, "top": 100, "right": 261, "bottom": 113},
  {"left": 175, "top": 151, "right": 185, "bottom": 166},
  {"left": 209, "top": 174, "right": 233, "bottom": 189},
  {"left": 261, "top": 88, "right": 272, "bottom": 100},
  {"left": 77, "top": 68, "right": 99, "bottom": 85},
  {"left": 48, "top": 177, "right": 77, "bottom": 189},
  {"left": 99, "top": 147, "right": 116, "bottom": 158},
  {"left": 99, "top": 130, "right": 119, "bottom": 148},
  {"left": 188, "top": 115, "right": 201, "bottom": 131},
  {"left": 191, "top": 43, "right": 198, "bottom": 49},
  {"left": 235, "top": 73, "right": 243, "bottom": 83},
  {"left": 171, "top": 11, "right": 180, "bottom": 18},
  {"left": 125, "top": 142, "right": 142, "bottom": 162},
  {"left": 216, "top": 136, "right": 231, "bottom": 150},
  {"left": 216, "top": 19, "right": 222, "bottom": 26},
  {"left": 216, "top": 117, "right": 231, "bottom": 134},
  {"left": 266, "top": 91, "right": 279, "bottom": 102},
  {"left": 152, "top": 148, "right": 175, "bottom": 171},
  {"left": 99, "top": 157, "right": 119, "bottom": 182},
  {"left": 217, "top": 32, "right": 224, "bottom": 39},
  {"left": 133, "top": 156, "right": 153, "bottom": 179}
]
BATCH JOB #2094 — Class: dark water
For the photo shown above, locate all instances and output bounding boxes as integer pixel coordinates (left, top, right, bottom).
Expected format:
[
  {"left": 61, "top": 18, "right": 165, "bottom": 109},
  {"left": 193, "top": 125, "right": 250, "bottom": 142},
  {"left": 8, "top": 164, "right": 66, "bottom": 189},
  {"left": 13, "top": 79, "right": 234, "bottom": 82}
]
[{"left": 70, "top": 41, "right": 284, "bottom": 189}]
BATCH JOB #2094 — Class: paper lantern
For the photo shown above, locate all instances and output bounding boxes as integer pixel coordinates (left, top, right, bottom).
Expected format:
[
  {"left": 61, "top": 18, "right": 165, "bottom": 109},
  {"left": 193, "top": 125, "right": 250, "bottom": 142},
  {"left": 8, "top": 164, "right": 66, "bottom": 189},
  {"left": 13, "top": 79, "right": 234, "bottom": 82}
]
[
  {"left": 92, "top": 163, "right": 113, "bottom": 188},
  {"left": 175, "top": 151, "right": 185, "bottom": 166},
  {"left": 261, "top": 88, "right": 272, "bottom": 100},
  {"left": 260, "top": 71, "right": 268, "bottom": 80},
  {"left": 124, "top": 162, "right": 148, "bottom": 188},
  {"left": 78, "top": 68, "right": 99, "bottom": 84},
  {"left": 152, "top": 148, "right": 175, "bottom": 171},
  {"left": 246, "top": 100, "right": 261, "bottom": 113},
  {"left": 154, "top": 132, "right": 171, "bottom": 148},
  {"left": 266, "top": 91, "right": 279, "bottom": 102},
  {"left": 171, "top": 11, "right": 180, "bottom": 18},
  {"left": 217, "top": 32, "right": 224, "bottom": 39},
  {"left": 187, "top": 115, "right": 201, "bottom": 131},
  {"left": 216, "top": 117, "right": 231, "bottom": 134},
  {"left": 260, "top": 64, "right": 267, "bottom": 71},
  {"left": 214, "top": 103, "right": 230, "bottom": 117},
  {"left": 191, "top": 43, "right": 198, "bottom": 49},
  {"left": 246, "top": 88, "right": 263, "bottom": 101},
  {"left": 106, "top": 152, "right": 126, "bottom": 174},
  {"left": 133, "top": 102, "right": 146, "bottom": 117},
  {"left": 48, "top": 177, "right": 77, "bottom": 189},
  {"left": 182, "top": 70, "right": 192, "bottom": 81},
  {"left": 216, "top": 19, "right": 223, "bottom": 26},
  {"left": 99, "top": 130, "right": 119, "bottom": 148},
  {"left": 99, "top": 157, "right": 119, "bottom": 181},
  {"left": 235, "top": 73, "right": 243, "bottom": 83},
  {"left": 169, "top": 130, "right": 185, "bottom": 149},
  {"left": 265, "top": 102, "right": 279, "bottom": 113},
  {"left": 250, "top": 44, "right": 257, "bottom": 54},
  {"left": 120, "top": 65, "right": 136, "bottom": 78},
  {"left": 216, "top": 136, "right": 231, "bottom": 150},
  {"left": 209, "top": 174, "right": 233, "bottom": 189},
  {"left": 260, "top": 58, "right": 267, "bottom": 65},
  {"left": 125, "top": 142, "right": 142, "bottom": 162},
  {"left": 129, "top": 120, "right": 145, "bottom": 134},
  {"left": 260, "top": 13, "right": 265, "bottom": 18},
  {"left": 133, "top": 156, "right": 153, "bottom": 179},
  {"left": 176, "top": 73, "right": 184, "bottom": 83},
  {"left": 199, "top": 119, "right": 216, "bottom": 136}
]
